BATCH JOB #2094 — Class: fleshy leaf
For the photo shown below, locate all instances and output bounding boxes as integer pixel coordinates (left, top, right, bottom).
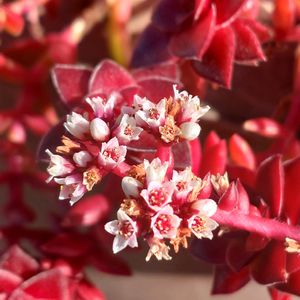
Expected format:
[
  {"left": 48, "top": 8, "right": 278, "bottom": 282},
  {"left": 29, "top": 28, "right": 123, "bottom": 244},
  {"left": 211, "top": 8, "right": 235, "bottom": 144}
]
[
  {"left": 52, "top": 65, "right": 91, "bottom": 109},
  {"left": 256, "top": 155, "right": 284, "bottom": 218},
  {"left": 192, "top": 26, "right": 236, "bottom": 87},
  {"left": 243, "top": 118, "right": 283, "bottom": 137},
  {"left": 0, "top": 269, "right": 22, "bottom": 293},
  {"left": 76, "top": 280, "right": 105, "bottom": 300}
]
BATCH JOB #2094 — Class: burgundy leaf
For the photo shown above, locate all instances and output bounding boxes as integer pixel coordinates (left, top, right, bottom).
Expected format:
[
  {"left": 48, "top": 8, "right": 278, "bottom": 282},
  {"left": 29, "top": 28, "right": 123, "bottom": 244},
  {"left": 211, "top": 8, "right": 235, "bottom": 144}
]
[
  {"left": 89, "top": 59, "right": 135, "bottom": 95},
  {"left": 227, "top": 165, "right": 256, "bottom": 188},
  {"left": 286, "top": 252, "right": 300, "bottom": 274},
  {"left": 63, "top": 194, "right": 110, "bottom": 227},
  {"left": 218, "top": 182, "right": 238, "bottom": 211},
  {"left": 130, "top": 24, "right": 174, "bottom": 68},
  {"left": 169, "top": 5, "right": 216, "bottom": 59},
  {"left": 52, "top": 65, "right": 91, "bottom": 109},
  {"left": 283, "top": 156, "right": 300, "bottom": 224},
  {"left": 242, "top": 19, "right": 271, "bottom": 43},
  {"left": 42, "top": 233, "right": 92, "bottom": 257},
  {"left": 251, "top": 240, "right": 287, "bottom": 285},
  {"left": 152, "top": 0, "right": 194, "bottom": 32},
  {"left": 256, "top": 155, "right": 284, "bottom": 218},
  {"left": 0, "top": 245, "right": 39, "bottom": 279},
  {"left": 192, "top": 26, "right": 236, "bottom": 87},
  {"left": 9, "top": 269, "right": 70, "bottom": 300},
  {"left": 211, "top": 265, "right": 250, "bottom": 294},
  {"left": 276, "top": 270, "right": 300, "bottom": 297}
]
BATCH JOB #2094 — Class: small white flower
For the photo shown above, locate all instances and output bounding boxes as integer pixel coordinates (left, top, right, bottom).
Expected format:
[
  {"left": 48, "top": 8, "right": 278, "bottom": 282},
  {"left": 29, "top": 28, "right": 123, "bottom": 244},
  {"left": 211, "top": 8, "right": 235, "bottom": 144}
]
[
  {"left": 45, "top": 149, "right": 74, "bottom": 182},
  {"left": 122, "top": 95, "right": 147, "bottom": 115},
  {"left": 64, "top": 112, "right": 90, "bottom": 139},
  {"left": 151, "top": 205, "right": 181, "bottom": 239},
  {"left": 55, "top": 174, "right": 87, "bottom": 205},
  {"left": 172, "top": 168, "right": 196, "bottom": 199},
  {"left": 140, "top": 181, "right": 174, "bottom": 211},
  {"left": 143, "top": 158, "right": 168, "bottom": 184},
  {"left": 180, "top": 122, "right": 201, "bottom": 140},
  {"left": 73, "top": 151, "right": 92, "bottom": 167},
  {"left": 98, "top": 137, "right": 127, "bottom": 169},
  {"left": 90, "top": 118, "right": 110, "bottom": 141},
  {"left": 188, "top": 199, "right": 218, "bottom": 239},
  {"left": 86, "top": 93, "right": 118, "bottom": 119},
  {"left": 173, "top": 85, "right": 210, "bottom": 123},
  {"left": 105, "top": 209, "right": 138, "bottom": 253},
  {"left": 122, "top": 176, "right": 143, "bottom": 198},
  {"left": 113, "top": 114, "right": 143, "bottom": 144},
  {"left": 145, "top": 238, "right": 172, "bottom": 261},
  {"left": 135, "top": 98, "right": 166, "bottom": 129}
]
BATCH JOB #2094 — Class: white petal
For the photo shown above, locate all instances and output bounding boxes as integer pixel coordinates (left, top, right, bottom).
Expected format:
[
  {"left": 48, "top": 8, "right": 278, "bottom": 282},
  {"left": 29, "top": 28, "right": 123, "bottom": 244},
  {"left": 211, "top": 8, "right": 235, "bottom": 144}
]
[
  {"left": 113, "top": 235, "right": 128, "bottom": 253},
  {"left": 104, "top": 220, "right": 119, "bottom": 235},
  {"left": 191, "top": 199, "right": 217, "bottom": 217},
  {"left": 90, "top": 118, "right": 110, "bottom": 141},
  {"left": 180, "top": 122, "right": 201, "bottom": 140}
]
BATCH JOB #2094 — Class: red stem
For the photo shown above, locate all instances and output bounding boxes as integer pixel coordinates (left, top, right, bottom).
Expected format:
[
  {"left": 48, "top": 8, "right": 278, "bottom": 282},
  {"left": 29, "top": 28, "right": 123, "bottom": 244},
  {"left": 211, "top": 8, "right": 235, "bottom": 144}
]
[
  {"left": 213, "top": 209, "right": 300, "bottom": 242},
  {"left": 113, "top": 162, "right": 131, "bottom": 177},
  {"left": 156, "top": 142, "right": 171, "bottom": 163}
]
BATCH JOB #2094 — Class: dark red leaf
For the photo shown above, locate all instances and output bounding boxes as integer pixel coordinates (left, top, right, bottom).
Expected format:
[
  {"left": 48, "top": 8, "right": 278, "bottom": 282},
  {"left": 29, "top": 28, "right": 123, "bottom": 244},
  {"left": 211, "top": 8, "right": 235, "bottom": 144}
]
[
  {"left": 212, "top": 265, "right": 250, "bottom": 294},
  {"left": 251, "top": 240, "right": 287, "bottom": 285},
  {"left": 268, "top": 288, "right": 292, "bottom": 300},
  {"left": 256, "top": 155, "right": 284, "bottom": 218},
  {"left": 169, "top": 6, "right": 216, "bottom": 59},
  {"left": 192, "top": 26, "right": 236, "bottom": 87},
  {"left": 0, "top": 269, "right": 22, "bottom": 293}
]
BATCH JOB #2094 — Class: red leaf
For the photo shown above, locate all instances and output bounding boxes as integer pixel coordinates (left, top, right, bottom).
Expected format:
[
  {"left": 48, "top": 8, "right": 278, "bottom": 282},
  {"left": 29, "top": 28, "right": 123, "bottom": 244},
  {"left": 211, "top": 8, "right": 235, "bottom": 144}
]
[
  {"left": 0, "top": 269, "right": 22, "bottom": 293},
  {"left": 276, "top": 269, "right": 300, "bottom": 296},
  {"left": 268, "top": 288, "right": 292, "bottom": 300},
  {"left": 63, "top": 194, "right": 110, "bottom": 227},
  {"left": 169, "top": 5, "right": 216, "bottom": 59},
  {"left": 0, "top": 245, "right": 39, "bottom": 279},
  {"left": 283, "top": 156, "right": 300, "bottom": 224},
  {"left": 236, "top": 179, "right": 250, "bottom": 213},
  {"left": 9, "top": 269, "right": 70, "bottom": 300},
  {"left": 229, "top": 134, "right": 256, "bottom": 170},
  {"left": 233, "top": 19, "right": 266, "bottom": 62},
  {"left": 256, "top": 155, "right": 284, "bottom": 218},
  {"left": 76, "top": 281, "right": 105, "bottom": 300},
  {"left": 212, "top": 265, "right": 250, "bottom": 294},
  {"left": 243, "top": 118, "right": 283, "bottom": 137},
  {"left": 215, "top": 0, "right": 246, "bottom": 27},
  {"left": 218, "top": 182, "right": 238, "bottom": 211},
  {"left": 192, "top": 26, "right": 236, "bottom": 87},
  {"left": 251, "top": 240, "right": 287, "bottom": 285},
  {"left": 3, "top": 9, "right": 24, "bottom": 36},
  {"left": 89, "top": 59, "right": 136, "bottom": 95},
  {"left": 52, "top": 65, "right": 91, "bottom": 108}
]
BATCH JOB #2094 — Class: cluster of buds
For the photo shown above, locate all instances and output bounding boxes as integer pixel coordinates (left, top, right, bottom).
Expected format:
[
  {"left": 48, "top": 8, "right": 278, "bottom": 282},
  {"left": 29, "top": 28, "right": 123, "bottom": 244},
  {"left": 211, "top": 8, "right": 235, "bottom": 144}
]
[
  {"left": 105, "top": 158, "right": 218, "bottom": 261},
  {"left": 46, "top": 86, "right": 209, "bottom": 205}
]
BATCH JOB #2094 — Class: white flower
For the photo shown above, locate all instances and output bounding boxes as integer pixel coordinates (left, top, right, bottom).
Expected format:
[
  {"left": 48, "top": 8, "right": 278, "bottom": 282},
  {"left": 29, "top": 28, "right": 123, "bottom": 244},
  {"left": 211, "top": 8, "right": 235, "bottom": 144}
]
[
  {"left": 90, "top": 118, "right": 110, "bottom": 141},
  {"left": 140, "top": 181, "right": 174, "bottom": 211},
  {"left": 86, "top": 93, "right": 118, "bottom": 119},
  {"left": 64, "top": 112, "right": 90, "bottom": 139},
  {"left": 122, "top": 176, "right": 143, "bottom": 198},
  {"left": 135, "top": 98, "right": 166, "bottom": 129},
  {"left": 54, "top": 174, "right": 87, "bottom": 205},
  {"left": 172, "top": 168, "right": 196, "bottom": 199},
  {"left": 143, "top": 158, "right": 168, "bottom": 184},
  {"left": 73, "top": 151, "right": 92, "bottom": 167},
  {"left": 180, "top": 122, "right": 201, "bottom": 140},
  {"left": 122, "top": 95, "right": 146, "bottom": 115},
  {"left": 188, "top": 199, "right": 218, "bottom": 239},
  {"left": 45, "top": 149, "right": 74, "bottom": 182},
  {"left": 151, "top": 205, "right": 181, "bottom": 239},
  {"left": 98, "top": 137, "right": 127, "bottom": 169},
  {"left": 105, "top": 209, "right": 138, "bottom": 253},
  {"left": 173, "top": 85, "right": 210, "bottom": 123},
  {"left": 113, "top": 114, "right": 143, "bottom": 144},
  {"left": 145, "top": 238, "right": 172, "bottom": 261}
]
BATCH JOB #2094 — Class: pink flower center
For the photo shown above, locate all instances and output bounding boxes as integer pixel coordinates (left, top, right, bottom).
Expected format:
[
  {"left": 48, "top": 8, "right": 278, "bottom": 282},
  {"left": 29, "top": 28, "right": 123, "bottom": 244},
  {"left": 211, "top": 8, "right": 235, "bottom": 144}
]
[
  {"left": 154, "top": 214, "right": 172, "bottom": 234},
  {"left": 191, "top": 216, "right": 206, "bottom": 233},
  {"left": 149, "top": 189, "right": 167, "bottom": 207},
  {"left": 124, "top": 125, "right": 133, "bottom": 136},
  {"left": 103, "top": 147, "right": 120, "bottom": 162},
  {"left": 149, "top": 108, "right": 159, "bottom": 120},
  {"left": 119, "top": 221, "right": 134, "bottom": 238}
]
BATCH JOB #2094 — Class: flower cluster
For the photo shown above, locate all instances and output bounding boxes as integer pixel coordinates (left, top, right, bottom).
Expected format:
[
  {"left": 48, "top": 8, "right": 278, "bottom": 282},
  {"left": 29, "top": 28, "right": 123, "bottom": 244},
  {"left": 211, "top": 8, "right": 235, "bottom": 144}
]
[
  {"left": 46, "top": 85, "right": 209, "bottom": 204},
  {"left": 105, "top": 158, "right": 218, "bottom": 260}
]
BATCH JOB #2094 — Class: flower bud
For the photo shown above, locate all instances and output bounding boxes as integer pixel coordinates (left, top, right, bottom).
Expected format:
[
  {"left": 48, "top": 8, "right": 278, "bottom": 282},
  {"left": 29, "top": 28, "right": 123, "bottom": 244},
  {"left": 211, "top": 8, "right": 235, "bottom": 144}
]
[
  {"left": 122, "top": 176, "right": 142, "bottom": 197},
  {"left": 180, "top": 122, "right": 201, "bottom": 140},
  {"left": 90, "top": 118, "right": 110, "bottom": 141}
]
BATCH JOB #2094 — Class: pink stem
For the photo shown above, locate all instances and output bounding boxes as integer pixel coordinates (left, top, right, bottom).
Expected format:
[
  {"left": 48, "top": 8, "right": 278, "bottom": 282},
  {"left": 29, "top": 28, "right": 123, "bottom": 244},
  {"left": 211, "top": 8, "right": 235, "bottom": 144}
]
[
  {"left": 189, "top": 139, "right": 202, "bottom": 175},
  {"left": 213, "top": 209, "right": 300, "bottom": 242},
  {"left": 156, "top": 142, "right": 171, "bottom": 163},
  {"left": 113, "top": 162, "right": 131, "bottom": 177}
]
